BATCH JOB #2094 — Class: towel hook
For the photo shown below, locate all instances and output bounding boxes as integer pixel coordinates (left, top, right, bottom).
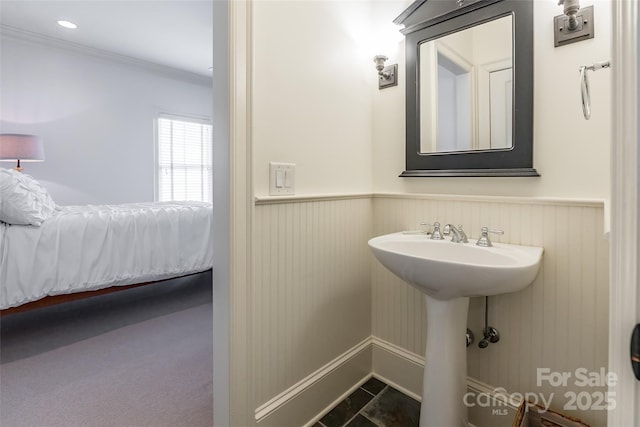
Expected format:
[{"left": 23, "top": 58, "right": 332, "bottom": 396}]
[{"left": 579, "top": 60, "right": 610, "bottom": 120}]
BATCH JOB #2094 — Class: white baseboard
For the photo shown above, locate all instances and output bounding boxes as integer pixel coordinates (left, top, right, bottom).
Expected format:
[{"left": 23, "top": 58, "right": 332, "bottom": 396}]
[
  {"left": 254, "top": 336, "right": 519, "bottom": 427},
  {"left": 371, "top": 337, "right": 520, "bottom": 427},
  {"left": 302, "top": 375, "right": 373, "bottom": 427},
  {"left": 255, "top": 337, "right": 372, "bottom": 426},
  {"left": 371, "top": 337, "right": 424, "bottom": 400}
]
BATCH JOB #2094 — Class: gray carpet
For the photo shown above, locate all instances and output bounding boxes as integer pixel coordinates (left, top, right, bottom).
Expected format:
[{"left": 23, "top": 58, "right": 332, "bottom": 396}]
[{"left": 0, "top": 272, "right": 213, "bottom": 427}]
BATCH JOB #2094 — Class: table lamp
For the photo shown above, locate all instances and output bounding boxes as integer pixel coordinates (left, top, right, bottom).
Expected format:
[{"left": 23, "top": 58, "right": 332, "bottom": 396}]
[{"left": 0, "top": 134, "right": 45, "bottom": 172}]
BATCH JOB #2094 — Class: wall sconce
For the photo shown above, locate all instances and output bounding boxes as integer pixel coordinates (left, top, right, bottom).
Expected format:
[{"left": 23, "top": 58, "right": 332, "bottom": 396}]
[
  {"left": 0, "top": 134, "right": 45, "bottom": 172},
  {"left": 554, "top": 1, "right": 594, "bottom": 47},
  {"left": 373, "top": 55, "right": 397, "bottom": 89}
]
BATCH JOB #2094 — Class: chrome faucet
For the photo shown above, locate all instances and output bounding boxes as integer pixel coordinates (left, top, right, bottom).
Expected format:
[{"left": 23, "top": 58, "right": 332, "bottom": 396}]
[{"left": 445, "top": 224, "right": 468, "bottom": 243}]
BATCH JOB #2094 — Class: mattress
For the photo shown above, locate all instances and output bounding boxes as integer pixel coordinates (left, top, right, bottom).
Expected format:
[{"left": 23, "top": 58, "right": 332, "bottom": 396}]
[{"left": 0, "top": 201, "right": 213, "bottom": 309}]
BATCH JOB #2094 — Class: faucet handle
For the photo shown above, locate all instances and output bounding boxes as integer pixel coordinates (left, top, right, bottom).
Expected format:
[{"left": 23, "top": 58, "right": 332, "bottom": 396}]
[
  {"left": 476, "top": 227, "right": 504, "bottom": 247},
  {"left": 420, "top": 222, "right": 444, "bottom": 240}
]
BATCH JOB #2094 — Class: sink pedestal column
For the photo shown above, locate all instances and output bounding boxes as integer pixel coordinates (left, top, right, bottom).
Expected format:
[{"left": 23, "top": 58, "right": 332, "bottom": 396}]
[{"left": 420, "top": 295, "right": 469, "bottom": 427}]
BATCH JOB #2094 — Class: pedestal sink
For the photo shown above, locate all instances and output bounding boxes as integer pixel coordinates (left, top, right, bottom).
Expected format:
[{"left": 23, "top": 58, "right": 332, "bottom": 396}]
[{"left": 368, "top": 232, "right": 543, "bottom": 427}]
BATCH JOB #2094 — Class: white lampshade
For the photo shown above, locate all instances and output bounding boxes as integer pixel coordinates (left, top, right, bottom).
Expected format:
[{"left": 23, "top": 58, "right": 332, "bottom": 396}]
[{"left": 0, "top": 134, "right": 45, "bottom": 171}]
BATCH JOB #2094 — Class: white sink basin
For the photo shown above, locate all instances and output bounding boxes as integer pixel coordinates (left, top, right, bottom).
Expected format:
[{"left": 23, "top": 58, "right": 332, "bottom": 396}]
[
  {"left": 368, "top": 231, "right": 543, "bottom": 426},
  {"left": 368, "top": 232, "right": 543, "bottom": 300}
]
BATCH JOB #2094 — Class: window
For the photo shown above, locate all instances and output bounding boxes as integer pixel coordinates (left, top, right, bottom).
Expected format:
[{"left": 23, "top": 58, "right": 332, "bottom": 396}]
[{"left": 157, "top": 115, "right": 212, "bottom": 203}]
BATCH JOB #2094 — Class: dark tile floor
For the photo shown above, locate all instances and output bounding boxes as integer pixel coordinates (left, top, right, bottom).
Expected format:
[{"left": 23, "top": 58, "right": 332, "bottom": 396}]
[{"left": 314, "top": 377, "right": 420, "bottom": 427}]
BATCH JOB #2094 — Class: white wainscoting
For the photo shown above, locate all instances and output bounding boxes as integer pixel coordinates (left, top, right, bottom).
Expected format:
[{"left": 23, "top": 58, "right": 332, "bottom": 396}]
[
  {"left": 372, "top": 194, "right": 609, "bottom": 427},
  {"left": 253, "top": 196, "right": 373, "bottom": 424},
  {"left": 251, "top": 194, "right": 609, "bottom": 427}
]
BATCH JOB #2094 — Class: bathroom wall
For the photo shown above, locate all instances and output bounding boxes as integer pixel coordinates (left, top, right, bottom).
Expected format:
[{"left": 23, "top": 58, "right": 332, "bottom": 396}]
[
  {"left": 245, "top": 0, "right": 612, "bottom": 425},
  {"left": 0, "top": 33, "right": 212, "bottom": 205},
  {"left": 370, "top": 1, "right": 612, "bottom": 426},
  {"left": 252, "top": 0, "right": 374, "bottom": 197},
  {"left": 371, "top": 195, "right": 609, "bottom": 427},
  {"left": 373, "top": 0, "right": 612, "bottom": 199},
  {"left": 252, "top": 197, "right": 373, "bottom": 425},
  {"left": 250, "top": 1, "right": 375, "bottom": 424}
]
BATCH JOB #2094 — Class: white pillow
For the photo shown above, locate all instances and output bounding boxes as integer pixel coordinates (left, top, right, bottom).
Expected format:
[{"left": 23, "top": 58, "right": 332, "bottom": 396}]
[{"left": 0, "top": 168, "right": 56, "bottom": 226}]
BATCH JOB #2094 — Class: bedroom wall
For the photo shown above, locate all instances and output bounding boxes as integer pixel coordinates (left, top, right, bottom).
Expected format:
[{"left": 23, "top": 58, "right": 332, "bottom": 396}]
[{"left": 0, "top": 32, "right": 212, "bottom": 206}]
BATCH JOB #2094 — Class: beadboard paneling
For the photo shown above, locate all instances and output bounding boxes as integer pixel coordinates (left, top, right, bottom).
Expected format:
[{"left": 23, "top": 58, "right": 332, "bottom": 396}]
[
  {"left": 253, "top": 197, "right": 373, "bottom": 409},
  {"left": 371, "top": 196, "right": 609, "bottom": 427}
]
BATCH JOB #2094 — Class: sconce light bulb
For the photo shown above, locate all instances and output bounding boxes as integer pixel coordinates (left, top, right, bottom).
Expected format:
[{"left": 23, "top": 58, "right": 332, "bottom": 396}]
[{"left": 373, "top": 55, "right": 388, "bottom": 73}]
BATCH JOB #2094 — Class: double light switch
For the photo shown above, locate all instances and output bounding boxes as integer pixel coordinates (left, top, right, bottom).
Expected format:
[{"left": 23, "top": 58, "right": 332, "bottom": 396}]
[{"left": 269, "top": 162, "right": 295, "bottom": 195}]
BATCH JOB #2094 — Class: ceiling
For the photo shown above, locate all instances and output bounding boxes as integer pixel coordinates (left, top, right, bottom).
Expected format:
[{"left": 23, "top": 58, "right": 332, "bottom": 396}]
[{"left": 0, "top": 0, "right": 213, "bottom": 77}]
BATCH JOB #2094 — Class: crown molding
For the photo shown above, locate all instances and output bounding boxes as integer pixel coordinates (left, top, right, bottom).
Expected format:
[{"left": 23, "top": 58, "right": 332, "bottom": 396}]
[{"left": 0, "top": 24, "right": 212, "bottom": 87}]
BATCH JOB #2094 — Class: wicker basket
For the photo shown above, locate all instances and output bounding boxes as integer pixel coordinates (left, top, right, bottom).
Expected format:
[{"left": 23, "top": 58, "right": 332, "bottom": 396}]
[{"left": 512, "top": 401, "right": 591, "bottom": 427}]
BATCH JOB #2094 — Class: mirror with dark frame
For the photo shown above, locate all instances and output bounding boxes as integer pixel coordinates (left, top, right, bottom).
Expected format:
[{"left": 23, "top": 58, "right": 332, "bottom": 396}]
[{"left": 395, "top": 0, "right": 538, "bottom": 177}]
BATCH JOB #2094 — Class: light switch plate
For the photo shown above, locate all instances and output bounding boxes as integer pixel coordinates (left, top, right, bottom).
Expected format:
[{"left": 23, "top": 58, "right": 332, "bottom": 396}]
[{"left": 269, "top": 162, "right": 295, "bottom": 195}]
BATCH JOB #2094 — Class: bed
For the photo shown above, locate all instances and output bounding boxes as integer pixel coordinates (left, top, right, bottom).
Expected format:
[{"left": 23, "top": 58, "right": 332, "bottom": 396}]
[{"left": 0, "top": 168, "right": 213, "bottom": 314}]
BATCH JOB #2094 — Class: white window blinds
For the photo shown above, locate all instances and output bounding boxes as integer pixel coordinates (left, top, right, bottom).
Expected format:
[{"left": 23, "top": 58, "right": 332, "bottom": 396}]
[{"left": 157, "top": 115, "right": 212, "bottom": 203}]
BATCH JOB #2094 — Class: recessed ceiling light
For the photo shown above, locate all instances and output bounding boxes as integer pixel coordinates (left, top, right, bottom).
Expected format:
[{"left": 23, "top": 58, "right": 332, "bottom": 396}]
[{"left": 57, "top": 20, "right": 77, "bottom": 29}]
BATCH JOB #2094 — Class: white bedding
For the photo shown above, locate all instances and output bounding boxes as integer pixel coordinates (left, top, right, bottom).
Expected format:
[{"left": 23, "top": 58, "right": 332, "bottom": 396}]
[{"left": 0, "top": 201, "right": 213, "bottom": 309}]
